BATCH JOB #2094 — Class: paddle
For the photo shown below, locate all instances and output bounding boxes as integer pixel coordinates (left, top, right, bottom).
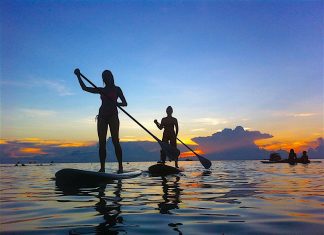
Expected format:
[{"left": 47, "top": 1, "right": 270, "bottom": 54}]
[
  {"left": 75, "top": 70, "right": 180, "bottom": 161},
  {"left": 176, "top": 137, "right": 212, "bottom": 169}
]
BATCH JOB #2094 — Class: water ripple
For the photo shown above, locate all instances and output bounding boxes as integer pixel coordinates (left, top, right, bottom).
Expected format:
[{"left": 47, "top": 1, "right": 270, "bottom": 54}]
[{"left": 0, "top": 161, "right": 323, "bottom": 234}]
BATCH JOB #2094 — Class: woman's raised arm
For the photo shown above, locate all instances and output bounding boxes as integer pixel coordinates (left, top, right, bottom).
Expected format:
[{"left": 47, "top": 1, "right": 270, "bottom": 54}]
[{"left": 74, "top": 69, "right": 100, "bottom": 94}]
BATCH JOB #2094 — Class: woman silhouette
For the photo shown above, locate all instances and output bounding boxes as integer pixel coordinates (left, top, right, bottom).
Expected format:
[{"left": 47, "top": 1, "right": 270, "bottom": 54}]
[{"left": 74, "top": 69, "right": 127, "bottom": 173}]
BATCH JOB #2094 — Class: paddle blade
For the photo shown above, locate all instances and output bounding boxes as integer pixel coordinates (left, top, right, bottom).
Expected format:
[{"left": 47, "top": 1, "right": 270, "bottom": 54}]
[
  {"left": 196, "top": 154, "right": 212, "bottom": 169},
  {"left": 159, "top": 141, "right": 180, "bottom": 161}
]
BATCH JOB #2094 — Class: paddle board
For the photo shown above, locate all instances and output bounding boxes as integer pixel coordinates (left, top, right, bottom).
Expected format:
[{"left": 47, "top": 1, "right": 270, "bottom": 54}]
[
  {"left": 148, "top": 164, "right": 181, "bottom": 176},
  {"left": 55, "top": 168, "right": 142, "bottom": 186}
]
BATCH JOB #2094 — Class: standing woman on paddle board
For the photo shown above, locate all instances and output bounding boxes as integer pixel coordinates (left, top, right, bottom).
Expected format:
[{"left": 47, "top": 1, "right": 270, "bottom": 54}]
[
  {"left": 74, "top": 69, "right": 127, "bottom": 173},
  {"left": 154, "top": 106, "right": 179, "bottom": 168}
]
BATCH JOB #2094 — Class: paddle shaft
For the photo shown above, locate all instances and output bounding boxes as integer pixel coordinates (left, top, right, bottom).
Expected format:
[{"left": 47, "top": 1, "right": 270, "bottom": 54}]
[
  {"left": 176, "top": 137, "right": 212, "bottom": 169},
  {"left": 176, "top": 137, "right": 200, "bottom": 157},
  {"left": 79, "top": 72, "right": 161, "bottom": 143}
]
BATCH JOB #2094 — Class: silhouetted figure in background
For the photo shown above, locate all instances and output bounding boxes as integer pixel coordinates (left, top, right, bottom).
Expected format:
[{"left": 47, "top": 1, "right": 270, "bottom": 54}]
[
  {"left": 74, "top": 69, "right": 127, "bottom": 173},
  {"left": 299, "top": 151, "right": 310, "bottom": 164},
  {"left": 269, "top": 152, "right": 281, "bottom": 162},
  {"left": 154, "top": 106, "right": 179, "bottom": 168},
  {"left": 288, "top": 149, "right": 297, "bottom": 164}
]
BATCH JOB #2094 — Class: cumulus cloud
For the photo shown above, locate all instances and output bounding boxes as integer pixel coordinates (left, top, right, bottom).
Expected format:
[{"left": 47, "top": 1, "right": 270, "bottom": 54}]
[
  {"left": 308, "top": 138, "right": 324, "bottom": 159},
  {"left": 192, "top": 126, "right": 273, "bottom": 160}
]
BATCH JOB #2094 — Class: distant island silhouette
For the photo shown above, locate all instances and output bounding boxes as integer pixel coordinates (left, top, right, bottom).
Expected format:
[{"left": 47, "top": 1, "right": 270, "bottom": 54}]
[{"left": 0, "top": 127, "right": 323, "bottom": 163}]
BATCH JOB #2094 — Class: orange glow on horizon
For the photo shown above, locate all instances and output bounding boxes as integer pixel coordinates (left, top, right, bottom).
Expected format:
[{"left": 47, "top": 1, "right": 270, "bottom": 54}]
[
  {"left": 15, "top": 138, "right": 96, "bottom": 148},
  {"left": 57, "top": 142, "right": 95, "bottom": 147},
  {"left": 180, "top": 149, "right": 204, "bottom": 158},
  {"left": 19, "top": 147, "right": 47, "bottom": 155},
  {"left": 0, "top": 139, "right": 8, "bottom": 144},
  {"left": 255, "top": 138, "right": 320, "bottom": 153}
]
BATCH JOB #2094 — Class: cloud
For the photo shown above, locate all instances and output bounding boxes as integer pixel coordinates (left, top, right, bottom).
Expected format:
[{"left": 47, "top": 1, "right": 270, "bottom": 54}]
[
  {"left": 0, "top": 139, "right": 97, "bottom": 162},
  {"left": 1, "top": 78, "right": 74, "bottom": 96},
  {"left": 308, "top": 138, "right": 324, "bottom": 159},
  {"left": 40, "top": 80, "right": 74, "bottom": 96},
  {"left": 19, "top": 147, "right": 47, "bottom": 155},
  {"left": 190, "top": 128, "right": 206, "bottom": 132},
  {"left": 192, "top": 126, "right": 273, "bottom": 160},
  {"left": 193, "top": 117, "right": 229, "bottom": 126},
  {"left": 20, "top": 108, "right": 57, "bottom": 117},
  {"left": 292, "top": 113, "right": 316, "bottom": 117},
  {"left": 272, "top": 111, "right": 317, "bottom": 118}
]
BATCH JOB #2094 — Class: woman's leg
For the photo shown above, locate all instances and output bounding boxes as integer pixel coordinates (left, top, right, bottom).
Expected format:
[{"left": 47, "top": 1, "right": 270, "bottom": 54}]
[
  {"left": 109, "top": 115, "right": 123, "bottom": 173},
  {"left": 97, "top": 116, "right": 109, "bottom": 172}
]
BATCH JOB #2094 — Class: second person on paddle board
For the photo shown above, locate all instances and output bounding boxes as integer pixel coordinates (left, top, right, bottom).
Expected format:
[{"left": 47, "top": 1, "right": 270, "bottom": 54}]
[
  {"left": 154, "top": 106, "right": 179, "bottom": 168},
  {"left": 74, "top": 69, "right": 127, "bottom": 173}
]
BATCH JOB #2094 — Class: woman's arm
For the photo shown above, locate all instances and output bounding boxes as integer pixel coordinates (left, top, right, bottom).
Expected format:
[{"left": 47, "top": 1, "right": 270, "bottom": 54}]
[
  {"left": 117, "top": 87, "right": 127, "bottom": 106},
  {"left": 74, "top": 69, "right": 100, "bottom": 94},
  {"left": 154, "top": 119, "right": 163, "bottom": 130}
]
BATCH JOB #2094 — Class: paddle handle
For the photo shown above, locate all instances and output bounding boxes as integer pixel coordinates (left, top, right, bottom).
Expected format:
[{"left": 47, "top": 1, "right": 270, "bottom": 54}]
[{"left": 78, "top": 72, "right": 161, "bottom": 143}]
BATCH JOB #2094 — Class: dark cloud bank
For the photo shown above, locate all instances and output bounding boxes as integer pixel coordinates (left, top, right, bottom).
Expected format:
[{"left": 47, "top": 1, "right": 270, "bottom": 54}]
[{"left": 1, "top": 126, "right": 323, "bottom": 163}]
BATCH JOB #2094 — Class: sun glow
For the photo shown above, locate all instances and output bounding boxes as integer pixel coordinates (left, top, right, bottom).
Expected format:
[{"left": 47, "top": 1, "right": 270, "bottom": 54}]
[
  {"left": 255, "top": 138, "right": 319, "bottom": 153},
  {"left": 0, "top": 139, "right": 8, "bottom": 144},
  {"left": 19, "top": 148, "right": 47, "bottom": 155},
  {"left": 180, "top": 149, "right": 204, "bottom": 158}
]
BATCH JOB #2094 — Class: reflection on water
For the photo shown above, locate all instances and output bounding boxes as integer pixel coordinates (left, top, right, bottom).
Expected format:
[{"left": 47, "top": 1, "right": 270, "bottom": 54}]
[
  {"left": 0, "top": 161, "right": 323, "bottom": 235},
  {"left": 62, "top": 181, "right": 124, "bottom": 235},
  {"left": 158, "top": 176, "right": 181, "bottom": 214}
]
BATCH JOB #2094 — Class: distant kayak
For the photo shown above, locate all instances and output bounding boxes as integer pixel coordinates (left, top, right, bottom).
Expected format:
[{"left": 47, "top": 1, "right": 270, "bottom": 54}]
[
  {"left": 148, "top": 164, "right": 181, "bottom": 176},
  {"left": 55, "top": 168, "right": 142, "bottom": 186}
]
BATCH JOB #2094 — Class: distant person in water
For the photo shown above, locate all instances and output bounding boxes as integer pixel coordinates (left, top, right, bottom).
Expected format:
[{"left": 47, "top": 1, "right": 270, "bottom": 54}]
[
  {"left": 299, "top": 151, "right": 310, "bottom": 164},
  {"left": 269, "top": 152, "right": 281, "bottom": 162},
  {"left": 288, "top": 149, "right": 297, "bottom": 164},
  {"left": 74, "top": 69, "right": 127, "bottom": 173},
  {"left": 154, "top": 106, "right": 179, "bottom": 168}
]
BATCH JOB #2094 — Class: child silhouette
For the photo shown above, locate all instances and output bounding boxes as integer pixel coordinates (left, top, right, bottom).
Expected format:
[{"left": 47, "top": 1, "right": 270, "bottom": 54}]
[{"left": 154, "top": 106, "right": 179, "bottom": 168}]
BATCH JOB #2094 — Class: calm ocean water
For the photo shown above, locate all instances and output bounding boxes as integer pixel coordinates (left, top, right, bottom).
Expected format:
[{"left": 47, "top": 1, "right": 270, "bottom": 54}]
[{"left": 0, "top": 160, "right": 323, "bottom": 235}]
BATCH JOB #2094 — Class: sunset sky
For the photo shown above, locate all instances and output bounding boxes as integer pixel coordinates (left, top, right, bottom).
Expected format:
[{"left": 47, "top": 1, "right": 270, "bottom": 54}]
[{"left": 1, "top": 0, "right": 323, "bottom": 158}]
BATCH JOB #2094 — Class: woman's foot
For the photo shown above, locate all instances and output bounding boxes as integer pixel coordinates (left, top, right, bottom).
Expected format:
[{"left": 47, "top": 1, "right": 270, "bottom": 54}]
[
  {"left": 98, "top": 168, "right": 105, "bottom": 173},
  {"left": 117, "top": 168, "right": 123, "bottom": 174}
]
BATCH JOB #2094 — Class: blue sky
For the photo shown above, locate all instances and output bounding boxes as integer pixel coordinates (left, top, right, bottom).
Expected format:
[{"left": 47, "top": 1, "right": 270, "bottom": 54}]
[{"left": 1, "top": 0, "right": 323, "bottom": 152}]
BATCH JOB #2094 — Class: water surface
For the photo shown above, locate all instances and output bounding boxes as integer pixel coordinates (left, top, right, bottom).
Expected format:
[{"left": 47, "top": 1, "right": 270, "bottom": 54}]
[{"left": 0, "top": 161, "right": 323, "bottom": 234}]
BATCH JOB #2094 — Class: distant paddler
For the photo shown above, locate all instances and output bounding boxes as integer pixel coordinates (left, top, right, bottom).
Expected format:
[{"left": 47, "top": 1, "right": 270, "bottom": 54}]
[
  {"left": 288, "top": 149, "right": 297, "bottom": 164},
  {"left": 74, "top": 69, "right": 127, "bottom": 173}
]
